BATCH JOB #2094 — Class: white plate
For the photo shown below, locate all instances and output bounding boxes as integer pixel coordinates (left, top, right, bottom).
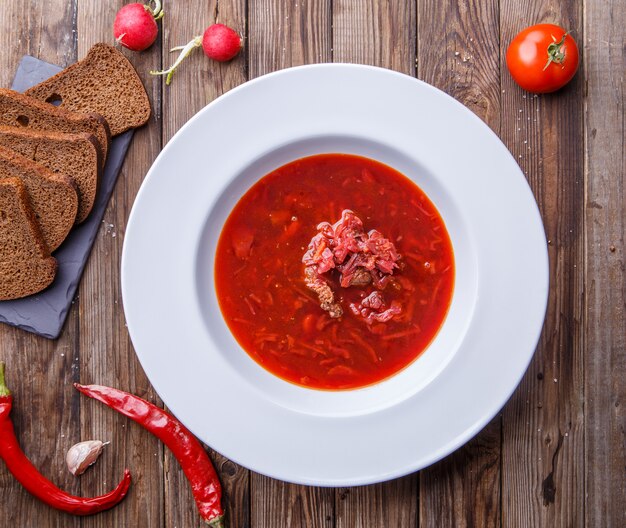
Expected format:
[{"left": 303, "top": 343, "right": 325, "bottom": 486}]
[{"left": 122, "top": 64, "right": 548, "bottom": 486}]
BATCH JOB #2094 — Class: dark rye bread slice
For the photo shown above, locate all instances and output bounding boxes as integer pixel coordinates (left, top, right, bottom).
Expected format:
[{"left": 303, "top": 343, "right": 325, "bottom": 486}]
[
  {"left": 25, "top": 43, "right": 151, "bottom": 136},
  {"left": 0, "top": 88, "right": 110, "bottom": 168},
  {"left": 0, "top": 126, "right": 100, "bottom": 223},
  {"left": 0, "top": 146, "right": 77, "bottom": 251},
  {"left": 0, "top": 178, "right": 57, "bottom": 300}
]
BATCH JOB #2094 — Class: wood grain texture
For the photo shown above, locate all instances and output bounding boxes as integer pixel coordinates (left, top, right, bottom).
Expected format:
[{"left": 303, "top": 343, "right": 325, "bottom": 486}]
[
  {"left": 583, "top": 0, "right": 626, "bottom": 525},
  {"left": 335, "top": 475, "right": 418, "bottom": 528},
  {"left": 248, "top": 0, "right": 332, "bottom": 79},
  {"left": 333, "top": 0, "right": 416, "bottom": 73},
  {"left": 75, "top": 1, "right": 164, "bottom": 527},
  {"left": 417, "top": 1, "right": 501, "bottom": 526},
  {"left": 500, "top": 1, "right": 585, "bottom": 527},
  {"left": 251, "top": 478, "right": 334, "bottom": 528},
  {"left": 248, "top": 1, "right": 334, "bottom": 526},
  {"left": 419, "top": 420, "right": 501, "bottom": 528},
  {"left": 160, "top": 1, "right": 249, "bottom": 527},
  {"left": 0, "top": 0, "right": 625, "bottom": 526},
  {"left": 0, "top": 2, "right": 81, "bottom": 528},
  {"left": 417, "top": 0, "right": 501, "bottom": 130}
]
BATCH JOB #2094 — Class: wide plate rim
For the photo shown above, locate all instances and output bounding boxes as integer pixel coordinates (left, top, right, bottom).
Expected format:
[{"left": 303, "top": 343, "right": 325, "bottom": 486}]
[{"left": 121, "top": 63, "right": 549, "bottom": 486}]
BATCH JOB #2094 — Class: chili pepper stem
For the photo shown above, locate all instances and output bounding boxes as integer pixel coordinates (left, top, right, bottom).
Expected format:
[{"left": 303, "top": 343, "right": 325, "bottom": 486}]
[
  {"left": 0, "top": 362, "right": 9, "bottom": 397},
  {"left": 149, "top": 36, "right": 202, "bottom": 85},
  {"left": 207, "top": 515, "right": 224, "bottom": 528}
]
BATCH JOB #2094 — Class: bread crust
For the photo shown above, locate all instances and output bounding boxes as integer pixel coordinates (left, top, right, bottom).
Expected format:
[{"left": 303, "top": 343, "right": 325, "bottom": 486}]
[
  {"left": 0, "top": 145, "right": 78, "bottom": 251},
  {"left": 0, "top": 178, "right": 57, "bottom": 300},
  {"left": 0, "top": 125, "right": 100, "bottom": 223},
  {"left": 0, "top": 88, "right": 110, "bottom": 168},
  {"left": 25, "top": 43, "right": 151, "bottom": 136}
]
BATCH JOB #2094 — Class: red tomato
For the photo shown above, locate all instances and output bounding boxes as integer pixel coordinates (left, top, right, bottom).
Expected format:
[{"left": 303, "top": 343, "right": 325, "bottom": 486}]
[{"left": 506, "top": 24, "right": 579, "bottom": 93}]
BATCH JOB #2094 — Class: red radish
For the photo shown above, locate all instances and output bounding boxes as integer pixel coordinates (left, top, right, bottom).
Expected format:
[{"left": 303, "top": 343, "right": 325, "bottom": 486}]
[
  {"left": 114, "top": 1, "right": 163, "bottom": 52},
  {"left": 202, "top": 24, "right": 243, "bottom": 62},
  {"left": 150, "top": 23, "right": 243, "bottom": 85}
]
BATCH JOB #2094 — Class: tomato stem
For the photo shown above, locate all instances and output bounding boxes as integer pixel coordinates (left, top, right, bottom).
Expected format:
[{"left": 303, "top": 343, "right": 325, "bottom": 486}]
[{"left": 543, "top": 31, "right": 569, "bottom": 70}]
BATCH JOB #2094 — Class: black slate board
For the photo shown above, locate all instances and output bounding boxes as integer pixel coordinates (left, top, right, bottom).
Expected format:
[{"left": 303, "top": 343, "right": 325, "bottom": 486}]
[{"left": 0, "top": 55, "right": 134, "bottom": 339}]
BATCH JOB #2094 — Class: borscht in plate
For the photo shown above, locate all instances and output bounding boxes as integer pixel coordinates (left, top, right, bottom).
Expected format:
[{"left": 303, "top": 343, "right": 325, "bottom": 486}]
[{"left": 215, "top": 154, "right": 454, "bottom": 390}]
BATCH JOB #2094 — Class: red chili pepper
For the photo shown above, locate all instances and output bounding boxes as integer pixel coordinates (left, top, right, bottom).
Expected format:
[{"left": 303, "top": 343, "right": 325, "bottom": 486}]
[
  {"left": 74, "top": 382, "right": 225, "bottom": 527},
  {"left": 0, "top": 362, "right": 131, "bottom": 515}
]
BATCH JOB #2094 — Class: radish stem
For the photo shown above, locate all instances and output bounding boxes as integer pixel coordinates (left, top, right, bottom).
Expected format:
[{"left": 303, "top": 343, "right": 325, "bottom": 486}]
[
  {"left": 149, "top": 0, "right": 162, "bottom": 17},
  {"left": 150, "top": 36, "right": 202, "bottom": 85}
]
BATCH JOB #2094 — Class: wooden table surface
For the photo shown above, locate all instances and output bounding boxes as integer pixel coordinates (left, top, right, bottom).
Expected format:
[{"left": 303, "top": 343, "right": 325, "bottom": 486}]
[{"left": 0, "top": 0, "right": 623, "bottom": 526}]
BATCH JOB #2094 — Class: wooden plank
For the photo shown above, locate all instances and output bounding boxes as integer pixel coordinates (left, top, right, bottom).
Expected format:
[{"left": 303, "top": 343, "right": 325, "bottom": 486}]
[
  {"left": 500, "top": 2, "right": 585, "bottom": 527},
  {"left": 161, "top": 0, "right": 247, "bottom": 134},
  {"left": 252, "top": 478, "right": 335, "bottom": 528},
  {"left": 417, "top": 0, "right": 501, "bottom": 130},
  {"left": 336, "top": 475, "right": 417, "bottom": 528},
  {"left": 248, "top": 1, "right": 334, "bottom": 525},
  {"left": 416, "top": 0, "right": 501, "bottom": 525},
  {"left": 0, "top": 1, "right": 81, "bottom": 527},
  {"left": 160, "top": 1, "right": 249, "bottom": 527},
  {"left": 248, "top": 0, "right": 332, "bottom": 79},
  {"left": 74, "top": 1, "right": 164, "bottom": 527},
  {"left": 2, "top": 2, "right": 622, "bottom": 527},
  {"left": 419, "top": 421, "right": 501, "bottom": 527},
  {"left": 331, "top": 1, "right": 418, "bottom": 525},
  {"left": 0, "top": 330, "right": 81, "bottom": 528},
  {"left": 333, "top": 0, "right": 416, "bottom": 73},
  {"left": 583, "top": 0, "right": 626, "bottom": 524}
]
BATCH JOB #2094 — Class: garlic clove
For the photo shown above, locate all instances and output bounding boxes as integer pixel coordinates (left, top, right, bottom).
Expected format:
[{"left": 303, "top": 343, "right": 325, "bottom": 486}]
[{"left": 66, "top": 440, "right": 108, "bottom": 476}]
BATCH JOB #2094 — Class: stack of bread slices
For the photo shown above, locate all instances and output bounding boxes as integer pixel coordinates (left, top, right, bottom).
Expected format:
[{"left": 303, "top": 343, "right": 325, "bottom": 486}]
[{"left": 0, "top": 43, "right": 150, "bottom": 300}]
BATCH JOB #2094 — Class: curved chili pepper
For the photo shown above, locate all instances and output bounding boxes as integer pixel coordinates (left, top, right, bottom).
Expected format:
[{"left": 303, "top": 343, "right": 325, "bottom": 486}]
[
  {"left": 0, "top": 362, "right": 131, "bottom": 515},
  {"left": 74, "top": 382, "right": 224, "bottom": 527}
]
